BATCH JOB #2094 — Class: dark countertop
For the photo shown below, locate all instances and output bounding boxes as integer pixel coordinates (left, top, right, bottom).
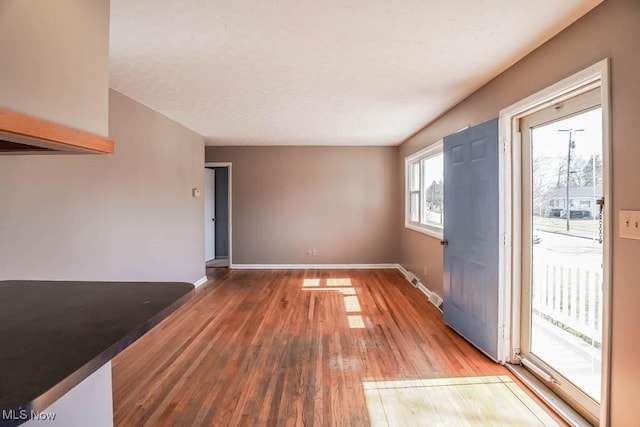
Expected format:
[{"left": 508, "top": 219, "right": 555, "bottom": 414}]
[{"left": 0, "top": 280, "right": 194, "bottom": 425}]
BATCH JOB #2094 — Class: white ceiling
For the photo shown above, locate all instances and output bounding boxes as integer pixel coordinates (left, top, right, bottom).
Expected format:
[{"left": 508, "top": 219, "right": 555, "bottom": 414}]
[{"left": 110, "top": 0, "right": 602, "bottom": 146}]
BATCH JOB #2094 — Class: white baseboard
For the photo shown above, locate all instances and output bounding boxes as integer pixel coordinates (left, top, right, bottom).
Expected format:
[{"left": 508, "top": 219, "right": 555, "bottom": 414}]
[
  {"left": 193, "top": 276, "right": 208, "bottom": 288},
  {"left": 396, "top": 263, "right": 409, "bottom": 276},
  {"left": 395, "top": 264, "right": 443, "bottom": 312},
  {"left": 231, "top": 263, "right": 398, "bottom": 270}
]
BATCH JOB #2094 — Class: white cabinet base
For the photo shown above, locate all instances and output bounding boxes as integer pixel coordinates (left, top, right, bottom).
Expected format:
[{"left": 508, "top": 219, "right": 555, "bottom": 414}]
[{"left": 23, "top": 362, "right": 113, "bottom": 427}]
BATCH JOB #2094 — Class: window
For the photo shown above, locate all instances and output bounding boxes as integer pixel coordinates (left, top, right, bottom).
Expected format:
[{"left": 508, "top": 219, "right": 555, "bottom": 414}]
[{"left": 405, "top": 140, "right": 444, "bottom": 238}]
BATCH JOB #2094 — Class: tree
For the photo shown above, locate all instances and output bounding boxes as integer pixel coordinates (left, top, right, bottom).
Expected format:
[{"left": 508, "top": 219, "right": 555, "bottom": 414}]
[
  {"left": 579, "top": 154, "right": 603, "bottom": 187},
  {"left": 532, "top": 155, "right": 556, "bottom": 216},
  {"left": 555, "top": 155, "right": 598, "bottom": 187},
  {"left": 425, "top": 179, "right": 443, "bottom": 214}
]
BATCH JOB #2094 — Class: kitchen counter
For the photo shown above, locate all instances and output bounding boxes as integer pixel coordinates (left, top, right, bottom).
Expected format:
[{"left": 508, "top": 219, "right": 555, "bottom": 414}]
[{"left": 0, "top": 280, "right": 194, "bottom": 426}]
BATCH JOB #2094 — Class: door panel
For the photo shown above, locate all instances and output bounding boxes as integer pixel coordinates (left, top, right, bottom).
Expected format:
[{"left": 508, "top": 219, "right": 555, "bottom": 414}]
[
  {"left": 470, "top": 261, "right": 487, "bottom": 322},
  {"left": 449, "top": 255, "right": 465, "bottom": 311},
  {"left": 443, "top": 118, "right": 499, "bottom": 360}
]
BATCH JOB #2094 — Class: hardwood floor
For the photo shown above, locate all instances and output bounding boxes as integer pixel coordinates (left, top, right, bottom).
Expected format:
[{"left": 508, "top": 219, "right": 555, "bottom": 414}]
[{"left": 112, "top": 269, "right": 563, "bottom": 426}]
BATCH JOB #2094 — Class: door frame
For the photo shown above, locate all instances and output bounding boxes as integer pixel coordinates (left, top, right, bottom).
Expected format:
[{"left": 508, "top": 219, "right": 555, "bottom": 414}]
[
  {"left": 497, "top": 59, "right": 611, "bottom": 424},
  {"left": 204, "top": 162, "right": 233, "bottom": 267}
]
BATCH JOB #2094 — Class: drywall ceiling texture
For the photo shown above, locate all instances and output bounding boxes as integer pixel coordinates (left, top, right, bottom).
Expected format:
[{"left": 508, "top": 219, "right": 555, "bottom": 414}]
[
  {"left": 205, "top": 146, "right": 400, "bottom": 264},
  {"left": 397, "top": 0, "right": 640, "bottom": 424},
  {"left": 110, "top": 0, "right": 601, "bottom": 146}
]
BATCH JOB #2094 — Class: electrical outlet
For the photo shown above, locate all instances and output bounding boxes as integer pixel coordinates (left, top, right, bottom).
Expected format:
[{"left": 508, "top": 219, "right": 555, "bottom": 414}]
[
  {"left": 423, "top": 266, "right": 428, "bottom": 276},
  {"left": 306, "top": 249, "right": 313, "bottom": 256},
  {"left": 312, "top": 249, "right": 318, "bottom": 256}
]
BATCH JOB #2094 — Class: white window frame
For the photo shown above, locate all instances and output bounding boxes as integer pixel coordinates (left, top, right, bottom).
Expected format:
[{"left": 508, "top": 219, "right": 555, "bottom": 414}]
[{"left": 404, "top": 140, "right": 444, "bottom": 239}]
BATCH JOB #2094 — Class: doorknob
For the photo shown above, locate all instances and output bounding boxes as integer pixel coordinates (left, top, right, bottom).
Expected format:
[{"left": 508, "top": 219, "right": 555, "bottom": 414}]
[
  {"left": 440, "top": 239, "right": 448, "bottom": 246},
  {"left": 212, "top": 218, "right": 216, "bottom": 221}
]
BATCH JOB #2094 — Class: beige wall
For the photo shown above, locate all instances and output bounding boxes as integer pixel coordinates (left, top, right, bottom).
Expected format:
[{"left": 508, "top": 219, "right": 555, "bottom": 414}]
[
  {"left": 0, "top": 0, "right": 110, "bottom": 136},
  {"left": 205, "top": 146, "right": 400, "bottom": 264},
  {"left": 0, "top": 1, "right": 205, "bottom": 283},
  {"left": 0, "top": 90, "right": 205, "bottom": 283},
  {"left": 397, "top": 0, "right": 640, "bottom": 423}
]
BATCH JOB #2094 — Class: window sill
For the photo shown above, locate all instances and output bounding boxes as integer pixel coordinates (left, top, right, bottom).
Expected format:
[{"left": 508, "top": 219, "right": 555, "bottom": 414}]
[{"left": 405, "top": 223, "right": 443, "bottom": 240}]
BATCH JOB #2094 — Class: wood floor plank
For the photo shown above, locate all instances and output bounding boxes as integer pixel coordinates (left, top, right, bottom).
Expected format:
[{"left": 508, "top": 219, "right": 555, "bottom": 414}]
[{"left": 112, "top": 268, "right": 564, "bottom": 426}]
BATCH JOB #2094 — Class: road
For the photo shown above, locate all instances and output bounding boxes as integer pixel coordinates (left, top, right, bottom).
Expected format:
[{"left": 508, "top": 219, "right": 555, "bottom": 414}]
[{"left": 533, "top": 230, "right": 602, "bottom": 272}]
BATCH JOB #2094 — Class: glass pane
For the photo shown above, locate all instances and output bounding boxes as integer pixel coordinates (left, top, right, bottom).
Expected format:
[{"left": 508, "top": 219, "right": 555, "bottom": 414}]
[
  {"left": 421, "top": 154, "right": 444, "bottom": 227},
  {"left": 410, "top": 192, "right": 419, "bottom": 222},
  {"left": 529, "top": 107, "right": 603, "bottom": 402}
]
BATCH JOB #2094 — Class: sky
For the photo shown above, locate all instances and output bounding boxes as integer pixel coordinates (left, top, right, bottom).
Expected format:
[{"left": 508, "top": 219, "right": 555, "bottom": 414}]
[
  {"left": 422, "top": 153, "right": 443, "bottom": 187},
  {"left": 532, "top": 107, "right": 603, "bottom": 191},
  {"left": 532, "top": 107, "right": 602, "bottom": 158}
]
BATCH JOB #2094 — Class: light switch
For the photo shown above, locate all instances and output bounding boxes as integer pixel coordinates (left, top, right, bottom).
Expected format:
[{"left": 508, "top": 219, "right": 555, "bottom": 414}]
[
  {"left": 192, "top": 188, "right": 201, "bottom": 198},
  {"left": 619, "top": 210, "right": 640, "bottom": 239}
]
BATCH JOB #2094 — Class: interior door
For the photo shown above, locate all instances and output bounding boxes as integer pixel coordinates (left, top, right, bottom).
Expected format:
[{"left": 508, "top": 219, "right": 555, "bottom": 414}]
[
  {"left": 214, "top": 167, "right": 229, "bottom": 258},
  {"left": 204, "top": 168, "right": 216, "bottom": 261},
  {"left": 443, "top": 118, "right": 500, "bottom": 360}
]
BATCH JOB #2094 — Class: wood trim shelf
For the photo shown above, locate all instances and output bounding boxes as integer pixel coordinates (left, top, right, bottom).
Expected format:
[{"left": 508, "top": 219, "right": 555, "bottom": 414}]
[{"left": 0, "top": 108, "right": 114, "bottom": 155}]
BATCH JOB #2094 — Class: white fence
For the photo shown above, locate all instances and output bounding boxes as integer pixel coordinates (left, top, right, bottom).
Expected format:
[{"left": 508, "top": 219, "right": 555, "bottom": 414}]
[{"left": 532, "top": 263, "right": 603, "bottom": 347}]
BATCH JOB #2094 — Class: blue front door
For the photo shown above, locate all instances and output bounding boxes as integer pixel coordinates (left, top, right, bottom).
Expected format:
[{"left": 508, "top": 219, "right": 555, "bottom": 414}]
[{"left": 443, "top": 118, "right": 499, "bottom": 360}]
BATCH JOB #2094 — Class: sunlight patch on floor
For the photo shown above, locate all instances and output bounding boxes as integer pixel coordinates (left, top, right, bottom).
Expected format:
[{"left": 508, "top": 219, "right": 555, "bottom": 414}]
[
  {"left": 344, "top": 295, "right": 362, "bottom": 312},
  {"left": 302, "top": 278, "right": 321, "bottom": 287},
  {"left": 302, "top": 278, "right": 364, "bottom": 328},
  {"left": 327, "top": 278, "right": 353, "bottom": 287},
  {"left": 301, "top": 287, "right": 356, "bottom": 295},
  {"left": 363, "top": 376, "right": 560, "bottom": 426},
  {"left": 347, "top": 315, "right": 365, "bottom": 329}
]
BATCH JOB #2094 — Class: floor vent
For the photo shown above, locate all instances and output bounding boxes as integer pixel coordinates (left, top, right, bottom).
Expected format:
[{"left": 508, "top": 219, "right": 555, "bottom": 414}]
[
  {"left": 399, "top": 266, "right": 444, "bottom": 312},
  {"left": 406, "top": 272, "right": 419, "bottom": 287},
  {"left": 428, "top": 293, "right": 443, "bottom": 310}
]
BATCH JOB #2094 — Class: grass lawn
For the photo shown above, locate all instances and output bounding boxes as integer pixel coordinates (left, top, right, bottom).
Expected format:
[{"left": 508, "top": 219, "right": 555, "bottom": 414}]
[{"left": 534, "top": 216, "right": 599, "bottom": 239}]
